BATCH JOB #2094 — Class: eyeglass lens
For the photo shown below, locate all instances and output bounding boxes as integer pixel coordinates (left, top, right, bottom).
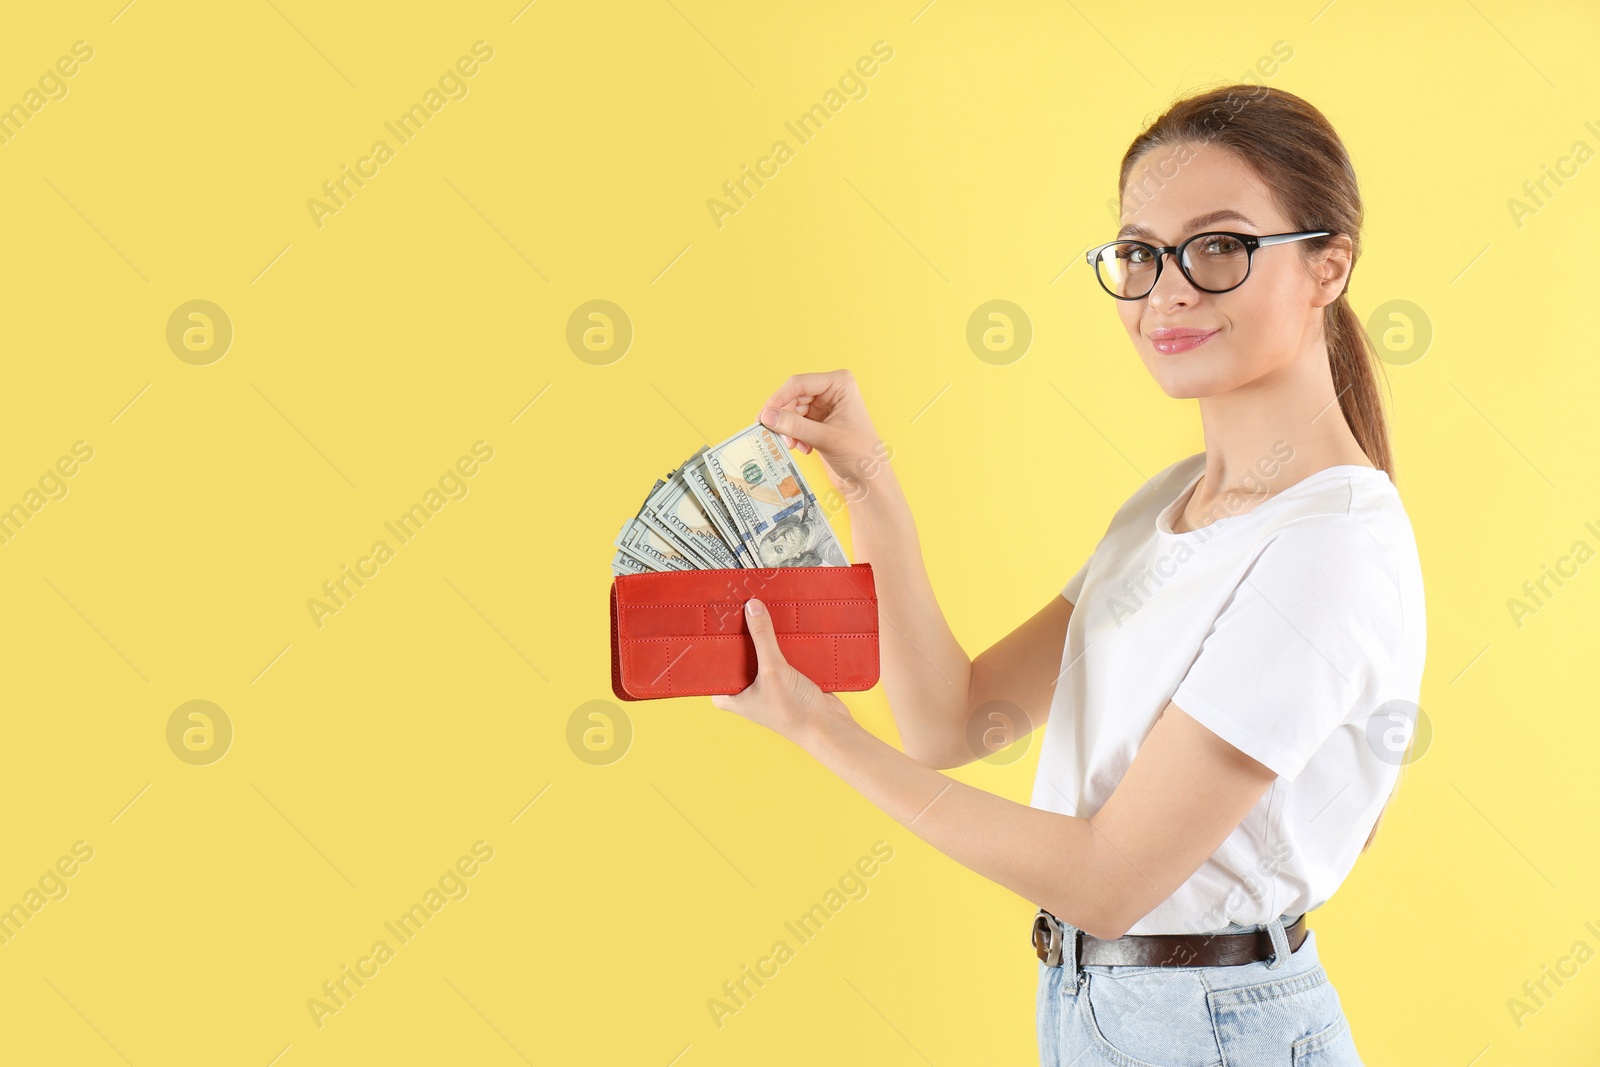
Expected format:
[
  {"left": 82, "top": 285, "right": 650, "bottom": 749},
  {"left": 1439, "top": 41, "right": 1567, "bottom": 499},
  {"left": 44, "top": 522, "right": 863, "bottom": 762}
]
[{"left": 1094, "top": 233, "right": 1249, "bottom": 297}]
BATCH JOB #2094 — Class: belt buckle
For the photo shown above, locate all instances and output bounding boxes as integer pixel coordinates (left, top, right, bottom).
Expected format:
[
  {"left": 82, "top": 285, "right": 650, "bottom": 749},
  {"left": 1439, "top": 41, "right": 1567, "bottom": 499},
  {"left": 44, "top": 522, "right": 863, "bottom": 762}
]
[{"left": 1032, "top": 908, "right": 1065, "bottom": 967}]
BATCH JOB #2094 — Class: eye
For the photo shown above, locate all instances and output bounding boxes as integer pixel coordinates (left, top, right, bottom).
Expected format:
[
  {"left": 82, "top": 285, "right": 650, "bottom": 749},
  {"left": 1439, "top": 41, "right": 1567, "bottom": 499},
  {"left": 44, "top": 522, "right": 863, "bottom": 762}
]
[{"left": 1195, "top": 234, "right": 1244, "bottom": 256}]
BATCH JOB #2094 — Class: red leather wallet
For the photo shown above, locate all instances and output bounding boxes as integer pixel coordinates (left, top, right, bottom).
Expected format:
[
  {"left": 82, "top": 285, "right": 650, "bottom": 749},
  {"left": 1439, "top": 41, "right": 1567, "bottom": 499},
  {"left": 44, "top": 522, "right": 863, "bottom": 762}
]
[{"left": 609, "top": 563, "right": 880, "bottom": 701}]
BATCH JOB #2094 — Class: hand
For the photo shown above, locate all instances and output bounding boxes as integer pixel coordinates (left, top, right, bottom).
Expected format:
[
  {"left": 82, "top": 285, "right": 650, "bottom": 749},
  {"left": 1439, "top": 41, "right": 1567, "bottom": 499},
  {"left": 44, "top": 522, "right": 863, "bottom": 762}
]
[
  {"left": 710, "top": 597, "right": 855, "bottom": 744},
  {"left": 757, "top": 369, "right": 889, "bottom": 495}
]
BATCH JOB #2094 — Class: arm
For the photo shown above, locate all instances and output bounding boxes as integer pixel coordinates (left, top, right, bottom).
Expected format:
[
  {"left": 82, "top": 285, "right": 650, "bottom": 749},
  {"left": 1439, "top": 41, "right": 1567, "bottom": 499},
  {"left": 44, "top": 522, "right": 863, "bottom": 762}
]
[
  {"left": 844, "top": 463, "right": 986, "bottom": 767},
  {"left": 712, "top": 577, "right": 1278, "bottom": 939},
  {"left": 834, "top": 468, "right": 1079, "bottom": 769},
  {"left": 759, "top": 371, "right": 973, "bottom": 765},
  {"left": 758, "top": 372, "right": 1072, "bottom": 769},
  {"left": 799, "top": 697, "right": 1277, "bottom": 939}
]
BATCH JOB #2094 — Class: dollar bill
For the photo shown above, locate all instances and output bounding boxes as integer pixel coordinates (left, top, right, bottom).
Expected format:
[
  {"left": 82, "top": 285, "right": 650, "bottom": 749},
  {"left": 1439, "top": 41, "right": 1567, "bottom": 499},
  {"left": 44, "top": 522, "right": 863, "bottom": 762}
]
[
  {"left": 613, "top": 514, "right": 699, "bottom": 572},
  {"left": 611, "top": 422, "right": 850, "bottom": 575},
  {"left": 610, "top": 548, "right": 652, "bottom": 576},
  {"left": 682, "top": 453, "right": 757, "bottom": 568},
  {"left": 700, "top": 422, "right": 848, "bottom": 567},
  {"left": 642, "top": 467, "right": 743, "bottom": 569}
]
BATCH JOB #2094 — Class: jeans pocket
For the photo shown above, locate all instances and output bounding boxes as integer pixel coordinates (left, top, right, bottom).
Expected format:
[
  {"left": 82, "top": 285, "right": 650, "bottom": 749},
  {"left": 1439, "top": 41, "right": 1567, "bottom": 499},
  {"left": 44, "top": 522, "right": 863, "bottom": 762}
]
[
  {"left": 1209, "top": 964, "right": 1361, "bottom": 1064},
  {"left": 1081, "top": 969, "right": 1223, "bottom": 1067},
  {"left": 1292, "top": 1012, "right": 1363, "bottom": 1065},
  {"left": 1207, "top": 961, "right": 1331, "bottom": 1018}
]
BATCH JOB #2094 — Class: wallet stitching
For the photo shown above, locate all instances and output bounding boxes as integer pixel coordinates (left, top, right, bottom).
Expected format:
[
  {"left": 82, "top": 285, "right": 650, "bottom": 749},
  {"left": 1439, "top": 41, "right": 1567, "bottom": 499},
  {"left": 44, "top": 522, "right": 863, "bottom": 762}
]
[
  {"left": 617, "top": 601, "right": 874, "bottom": 640},
  {"left": 620, "top": 634, "right": 879, "bottom": 691},
  {"left": 617, "top": 630, "right": 883, "bottom": 697}
]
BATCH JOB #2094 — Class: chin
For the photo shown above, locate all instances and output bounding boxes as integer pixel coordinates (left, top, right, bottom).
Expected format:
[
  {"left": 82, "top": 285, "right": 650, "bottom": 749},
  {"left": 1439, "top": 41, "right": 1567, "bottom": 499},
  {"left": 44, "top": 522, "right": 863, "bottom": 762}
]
[
  {"left": 1149, "top": 366, "right": 1233, "bottom": 400},
  {"left": 1144, "top": 349, "right": 1247, "bottom": 399}
]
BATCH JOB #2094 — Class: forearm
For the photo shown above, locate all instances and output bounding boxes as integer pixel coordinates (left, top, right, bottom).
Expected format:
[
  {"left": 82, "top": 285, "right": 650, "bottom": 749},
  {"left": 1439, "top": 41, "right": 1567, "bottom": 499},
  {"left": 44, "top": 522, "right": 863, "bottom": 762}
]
[
  {"left": 799, "top": 709, "right": 1123, "bottom": 939},
  {"left": 845, "top": 463, "right": 976, "bottom": 766}
]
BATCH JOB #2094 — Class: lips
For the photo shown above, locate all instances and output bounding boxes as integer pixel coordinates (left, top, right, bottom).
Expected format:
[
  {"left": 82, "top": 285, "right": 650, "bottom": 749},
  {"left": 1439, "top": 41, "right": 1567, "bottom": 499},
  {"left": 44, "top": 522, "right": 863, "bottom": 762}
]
[
  {"left": 1148, "top": 328, "right": 1219, "bottom": 354},
  {"left": 1148, "top": 328, "right": 1218, "bottom": 340}
]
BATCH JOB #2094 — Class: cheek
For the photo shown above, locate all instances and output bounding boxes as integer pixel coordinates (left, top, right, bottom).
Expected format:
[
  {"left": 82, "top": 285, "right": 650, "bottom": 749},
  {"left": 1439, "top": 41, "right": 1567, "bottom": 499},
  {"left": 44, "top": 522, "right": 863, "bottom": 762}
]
[
  {"left": 1117, "top": 302, "right": 1142, "bottom": 339},
  {"left": 1226, "top": 281, "right": 1300, "bottom": 360}
]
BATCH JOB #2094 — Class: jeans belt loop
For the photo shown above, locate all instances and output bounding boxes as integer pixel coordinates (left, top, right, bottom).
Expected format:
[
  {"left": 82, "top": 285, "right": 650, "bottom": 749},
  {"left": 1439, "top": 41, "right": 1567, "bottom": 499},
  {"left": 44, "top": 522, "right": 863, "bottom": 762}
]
[{"left": 1264, "top": 914, "right": 1292, "bottom": 970}]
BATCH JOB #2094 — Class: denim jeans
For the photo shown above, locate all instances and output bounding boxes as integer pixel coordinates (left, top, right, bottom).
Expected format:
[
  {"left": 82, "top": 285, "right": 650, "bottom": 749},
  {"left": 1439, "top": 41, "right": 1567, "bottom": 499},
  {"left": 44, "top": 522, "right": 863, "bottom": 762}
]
[{"left": 1036, "top": 912, "right": 1364, "bottom": 1066}]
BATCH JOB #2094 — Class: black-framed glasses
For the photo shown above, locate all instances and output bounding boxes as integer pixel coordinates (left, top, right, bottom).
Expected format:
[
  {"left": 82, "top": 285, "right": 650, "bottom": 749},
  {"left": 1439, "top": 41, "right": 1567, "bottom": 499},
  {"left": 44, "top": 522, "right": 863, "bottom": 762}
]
[{"left": 1085, "top": 230, "right": 1332, "bottom": 300}]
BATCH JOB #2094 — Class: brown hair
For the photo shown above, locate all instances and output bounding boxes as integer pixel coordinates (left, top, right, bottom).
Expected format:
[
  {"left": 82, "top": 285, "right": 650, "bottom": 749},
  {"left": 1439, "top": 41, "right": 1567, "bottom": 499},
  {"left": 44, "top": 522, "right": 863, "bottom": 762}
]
[{"left": 1118, "top": 84, "right": 1400, "bottom": 853}]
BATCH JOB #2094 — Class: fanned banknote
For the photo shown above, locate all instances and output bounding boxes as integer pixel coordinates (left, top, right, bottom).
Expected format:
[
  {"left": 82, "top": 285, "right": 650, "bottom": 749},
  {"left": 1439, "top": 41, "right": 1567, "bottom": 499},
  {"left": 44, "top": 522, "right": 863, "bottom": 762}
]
[{"left": 610, "top": 422, "right": 848, "bottom": 575}]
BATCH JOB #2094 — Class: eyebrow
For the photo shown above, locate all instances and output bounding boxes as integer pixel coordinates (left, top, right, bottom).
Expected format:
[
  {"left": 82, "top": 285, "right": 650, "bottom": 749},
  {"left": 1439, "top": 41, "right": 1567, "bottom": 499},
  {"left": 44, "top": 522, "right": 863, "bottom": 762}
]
[{"left": 1117, "top": 210, "right": 1258, "bottom": 241}]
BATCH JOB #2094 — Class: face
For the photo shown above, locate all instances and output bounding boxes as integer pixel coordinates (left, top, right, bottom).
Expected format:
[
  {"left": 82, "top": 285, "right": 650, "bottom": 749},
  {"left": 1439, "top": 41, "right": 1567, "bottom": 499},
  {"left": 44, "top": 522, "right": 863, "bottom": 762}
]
[
  {"left": 762, "top": 521, "right": 808, "bottom": 562},
  {"left": 1111, "top": 142, "right": 1349, "bottom": 399}
]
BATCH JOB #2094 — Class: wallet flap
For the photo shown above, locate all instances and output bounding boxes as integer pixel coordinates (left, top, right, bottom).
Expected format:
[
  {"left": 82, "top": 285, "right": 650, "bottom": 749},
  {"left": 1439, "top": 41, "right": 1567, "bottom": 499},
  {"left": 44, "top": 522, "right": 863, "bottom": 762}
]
[{"left": 610, "top": 563, "right": 879, "bottom": 700}]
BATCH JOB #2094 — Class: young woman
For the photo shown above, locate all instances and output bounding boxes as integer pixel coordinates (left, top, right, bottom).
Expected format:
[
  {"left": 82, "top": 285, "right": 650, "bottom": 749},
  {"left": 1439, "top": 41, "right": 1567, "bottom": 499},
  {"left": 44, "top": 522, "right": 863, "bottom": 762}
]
[{"left": 710, "top": 84, "right": 1424, "bottom": 1066}]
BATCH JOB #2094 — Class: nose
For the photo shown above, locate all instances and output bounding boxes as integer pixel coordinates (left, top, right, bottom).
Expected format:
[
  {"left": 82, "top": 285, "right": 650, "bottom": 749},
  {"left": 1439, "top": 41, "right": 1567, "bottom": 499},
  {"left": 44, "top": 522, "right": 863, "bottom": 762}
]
[{"left": 1148, "top": 249, "right": 1196, "bottom": 308}]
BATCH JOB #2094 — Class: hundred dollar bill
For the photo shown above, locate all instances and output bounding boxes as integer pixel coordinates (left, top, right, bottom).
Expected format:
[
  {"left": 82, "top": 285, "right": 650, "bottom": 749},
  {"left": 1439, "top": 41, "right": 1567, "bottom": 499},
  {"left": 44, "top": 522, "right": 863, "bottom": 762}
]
[
  {"left": 635, "top": 507, "right": 710, "bottom": 568},
  {"left": 681, "top": 451, "right": 758, "bottom": 568},
  {"left": 613, "top": 515, "right": 698, "bottom": 571},
  {"left": 611, "top": 548, "right": 652, "bottom": 576},
  {"left": 641, "top": 466, "right": 744, "bottom": 569},
  {"left": 700, "top": 421, "right": 848, "bottom": 567},
  {"left": 663, "top": 446, "right": 751, "bottom": 566},
  {"left": 634, "top": 505, "right": 711, "bottom": 568},
  {"left": 626, "top": 477, "right": 709, "bottom": 568}
]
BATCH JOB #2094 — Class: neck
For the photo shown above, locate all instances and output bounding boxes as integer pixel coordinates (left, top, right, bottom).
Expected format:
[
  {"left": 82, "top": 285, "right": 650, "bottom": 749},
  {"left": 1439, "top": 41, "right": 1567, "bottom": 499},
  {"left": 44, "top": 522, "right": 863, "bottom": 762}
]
[{"left": 1192, "top": 341, "right": 1369, "bottom": 501}]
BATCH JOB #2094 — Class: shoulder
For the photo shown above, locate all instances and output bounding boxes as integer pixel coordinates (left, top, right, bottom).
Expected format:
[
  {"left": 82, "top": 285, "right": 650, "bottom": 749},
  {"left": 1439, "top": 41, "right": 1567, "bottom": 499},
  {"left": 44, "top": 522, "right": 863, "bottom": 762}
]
[
  {"left": 1258, "top": 511, "right": 1396, "bottom": 572},
  {"left": 1262, "top": 471, "right": 1417, "bottom": 578},
  {"left": 1248, "top": 511, "right": 1408, "bottom": 643}
]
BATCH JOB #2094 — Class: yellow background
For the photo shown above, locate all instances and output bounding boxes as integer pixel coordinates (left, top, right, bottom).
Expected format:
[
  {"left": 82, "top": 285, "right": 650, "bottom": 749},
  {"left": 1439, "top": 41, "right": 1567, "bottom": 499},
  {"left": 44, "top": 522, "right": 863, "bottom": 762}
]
[{"left": 1, "top": 1, "right": 1597, "bottom": 1063}]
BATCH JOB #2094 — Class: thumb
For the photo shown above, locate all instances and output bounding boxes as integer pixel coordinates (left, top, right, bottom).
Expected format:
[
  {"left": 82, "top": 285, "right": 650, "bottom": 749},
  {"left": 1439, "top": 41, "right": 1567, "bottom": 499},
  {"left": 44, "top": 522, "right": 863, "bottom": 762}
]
[
  {"left": 759, "top": 405, "right": 840, "bottom": 453},
  {"left": 742, "top": 598, "right": 789, "bottom": 676}
]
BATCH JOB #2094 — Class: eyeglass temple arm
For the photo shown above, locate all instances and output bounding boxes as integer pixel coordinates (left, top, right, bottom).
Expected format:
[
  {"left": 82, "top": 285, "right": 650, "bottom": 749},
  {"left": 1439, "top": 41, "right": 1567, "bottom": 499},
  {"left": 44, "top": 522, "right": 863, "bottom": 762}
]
[{"left": 1254, "top": 231, "right": 1332, "bottom": 246}]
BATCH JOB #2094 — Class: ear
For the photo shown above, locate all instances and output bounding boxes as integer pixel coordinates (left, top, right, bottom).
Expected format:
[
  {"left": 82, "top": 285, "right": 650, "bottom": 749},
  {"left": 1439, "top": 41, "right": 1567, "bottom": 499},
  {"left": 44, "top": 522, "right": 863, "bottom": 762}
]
[{"left": 1311, "top": 233, "right": 1354, "bottom": 310}]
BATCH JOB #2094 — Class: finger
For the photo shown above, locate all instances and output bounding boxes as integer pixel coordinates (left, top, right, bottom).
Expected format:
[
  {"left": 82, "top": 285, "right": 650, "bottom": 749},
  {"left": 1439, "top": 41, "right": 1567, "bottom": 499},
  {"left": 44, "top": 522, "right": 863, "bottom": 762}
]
[
  {"left": 792, "top": 400, "right": 812, "bottom": 446},
  {"left": 758, "top": 404, "right": 841, "bottom": 453},
  {"left": 760, "top": 372, "right": 838, "bottom": 412},
  {"left": 758, "top": 388, "right": 820, "bottom": 453},
  {"left": 741, "top": 598, "right": 787, "bottom": 677}
]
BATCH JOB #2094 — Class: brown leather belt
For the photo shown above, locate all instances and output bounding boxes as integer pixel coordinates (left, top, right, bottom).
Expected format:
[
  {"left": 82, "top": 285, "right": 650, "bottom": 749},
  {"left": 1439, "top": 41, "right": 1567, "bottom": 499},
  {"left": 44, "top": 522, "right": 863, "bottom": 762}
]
[{"left": 1032, "top": 908, "right": 1308, "bottom": 969}]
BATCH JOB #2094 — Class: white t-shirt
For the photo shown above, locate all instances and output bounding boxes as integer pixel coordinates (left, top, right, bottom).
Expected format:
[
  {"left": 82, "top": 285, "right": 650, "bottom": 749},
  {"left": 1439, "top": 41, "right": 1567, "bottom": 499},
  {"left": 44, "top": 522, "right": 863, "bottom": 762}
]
[{"left": 1029, "top": 450, "right": 1426, "bottom": 935}]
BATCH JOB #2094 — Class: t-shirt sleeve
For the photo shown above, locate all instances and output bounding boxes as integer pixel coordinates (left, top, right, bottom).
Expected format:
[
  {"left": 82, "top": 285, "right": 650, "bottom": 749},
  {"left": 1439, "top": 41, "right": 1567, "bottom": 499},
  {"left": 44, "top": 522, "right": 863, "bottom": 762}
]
[
  {"left": 1169, "top": 517, "right": 1404, "bottom": 783},
  {"left": 1061, "top": 556, "right": 1091, "bottom": 605}
]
